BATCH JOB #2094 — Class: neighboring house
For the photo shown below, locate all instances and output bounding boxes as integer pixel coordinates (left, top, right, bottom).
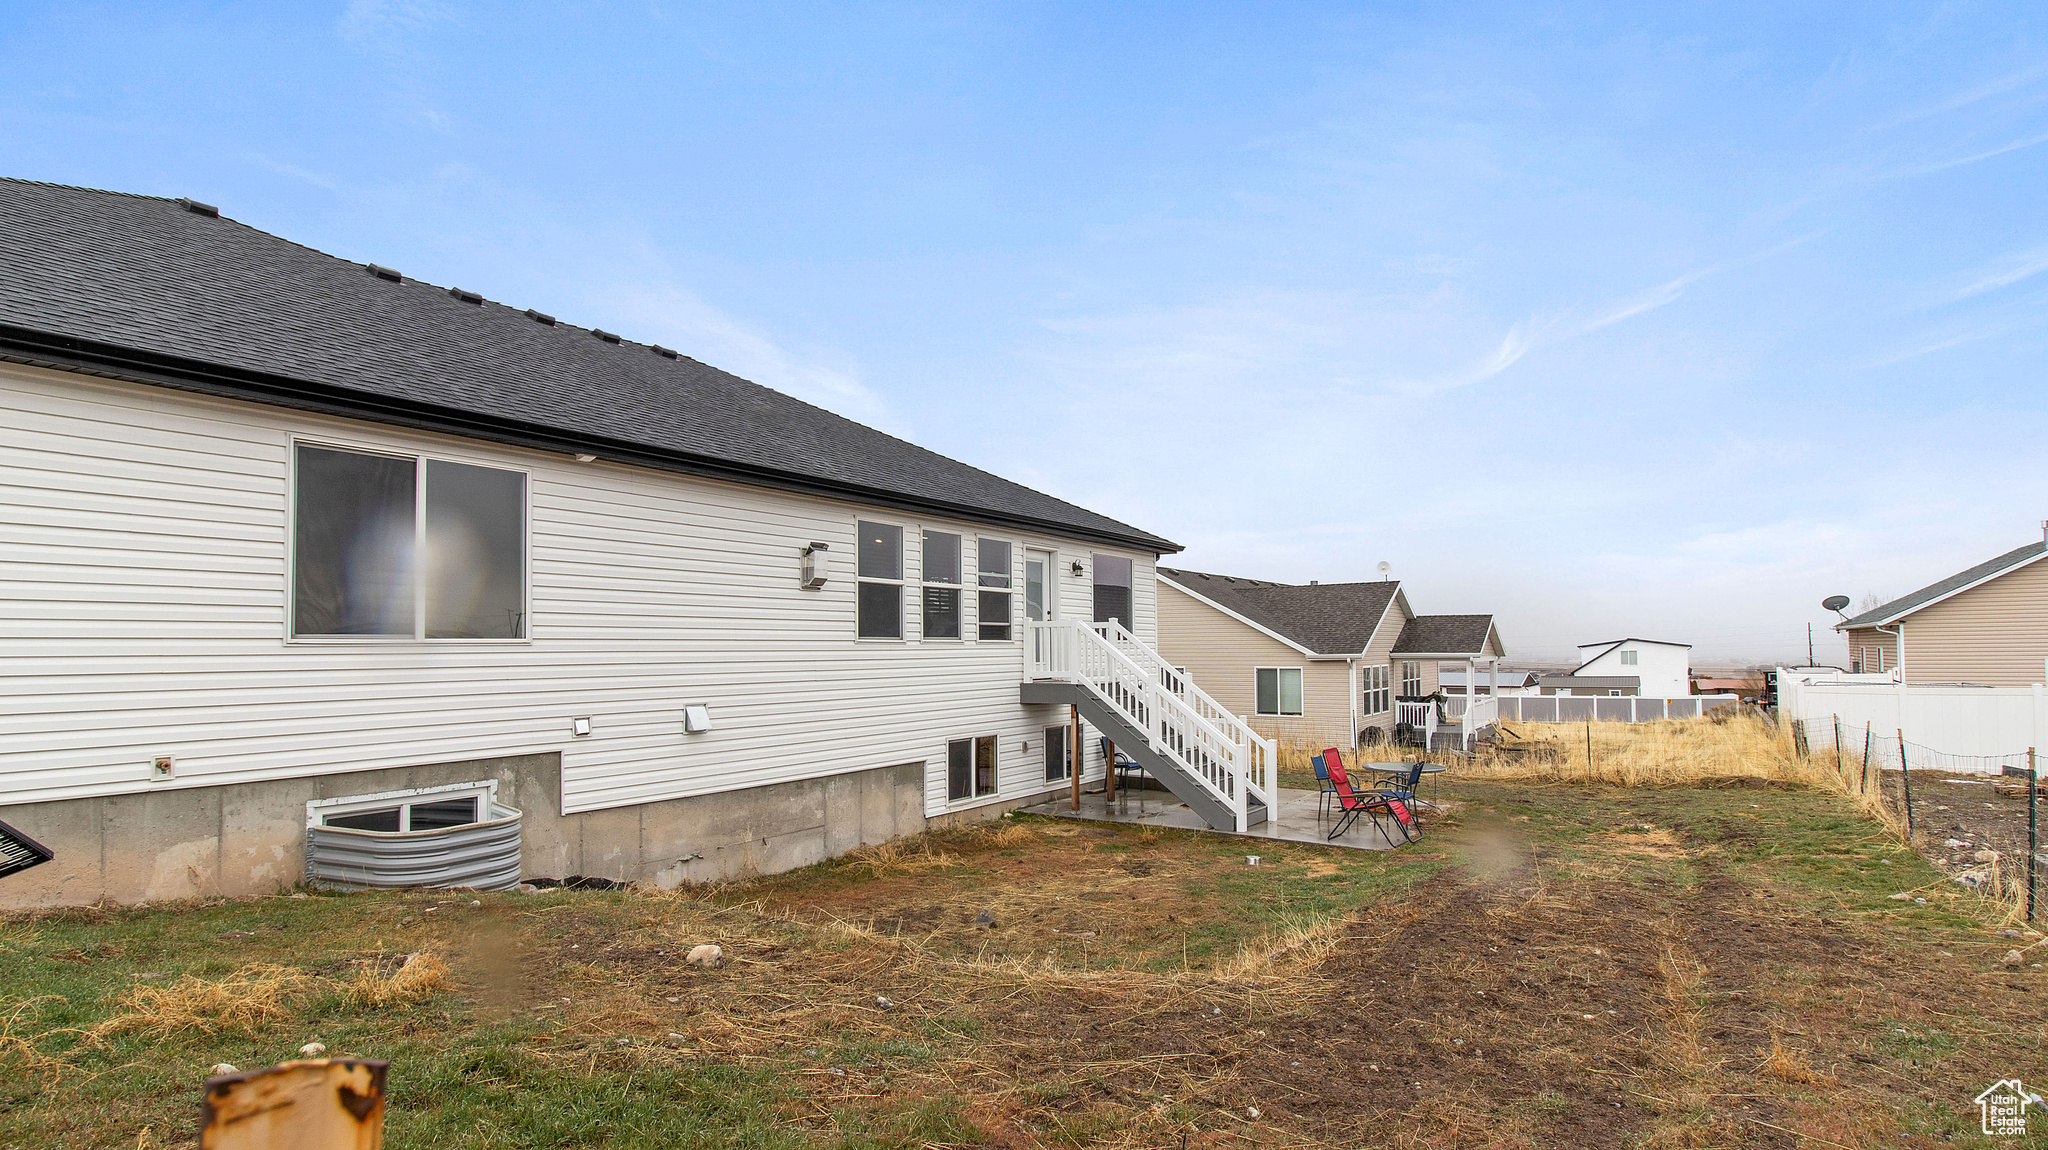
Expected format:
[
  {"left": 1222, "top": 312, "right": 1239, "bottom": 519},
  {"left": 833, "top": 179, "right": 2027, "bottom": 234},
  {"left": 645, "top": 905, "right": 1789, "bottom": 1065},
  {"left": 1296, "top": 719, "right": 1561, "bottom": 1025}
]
[
  {"left": 0, "top": 180, "right": 1188, "bottom": 909},
  {"left": 1835, "top": 527, "right": 2048, "bottom": 686},
  {"left": 1439, "top": 669, "right": 1540, "bottom": 696},
  {"left": 1154, "top": 568, "right": 1504, "bottom": 747},
  {"left": 1546, "top": 639, "right": 1694, "bottom": 698}
]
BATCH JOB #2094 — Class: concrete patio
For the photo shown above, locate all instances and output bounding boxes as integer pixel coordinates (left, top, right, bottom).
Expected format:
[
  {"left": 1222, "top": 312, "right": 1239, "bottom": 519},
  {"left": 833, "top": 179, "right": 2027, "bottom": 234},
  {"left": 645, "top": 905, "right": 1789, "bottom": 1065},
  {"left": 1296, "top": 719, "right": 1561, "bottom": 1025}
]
[{"left": 1022, "top": 784, "right": 1413, "bottom": 850}]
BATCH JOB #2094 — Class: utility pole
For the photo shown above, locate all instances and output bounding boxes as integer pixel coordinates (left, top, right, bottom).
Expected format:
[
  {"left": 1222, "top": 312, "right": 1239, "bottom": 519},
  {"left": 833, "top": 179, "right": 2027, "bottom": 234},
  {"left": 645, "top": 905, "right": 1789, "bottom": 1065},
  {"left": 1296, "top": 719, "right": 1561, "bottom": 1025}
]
[{"left": 1807, "top": 622, "right": 1814, "bottom": 667}]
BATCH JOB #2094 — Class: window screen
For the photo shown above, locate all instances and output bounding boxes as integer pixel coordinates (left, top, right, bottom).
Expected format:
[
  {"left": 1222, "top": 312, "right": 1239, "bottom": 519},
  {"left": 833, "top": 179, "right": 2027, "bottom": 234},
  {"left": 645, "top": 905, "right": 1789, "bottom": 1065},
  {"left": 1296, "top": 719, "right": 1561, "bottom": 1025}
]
[
  {"left": 974, "top": 735, "right": 998, "bottom": 795},
  {"left": 977, "top": 539, "right": 1012, "bottom": 641},
  {"left": 324, "top": 807, "right": 402, "bottom": 833},
  {"left": 857, "top": 522, "right": 904, "bottom": 638},
  {"left": 293, "top": 444, "right": 525, "bottom": 640},
  {"left": 1091, "top": 554, "right": 1133, "bottom": 630},
  {"left": 425, "top": 460, "right": 525, "bottom": 638},
  {"left": 948, "top": 738, "right": 973, "bottom": 801},
  {"left": 293, "top": 445, "right": 416, "bottom": 637},
  {"left": 1256, "top": 668, "right": 1303, "bottom": 715},
  {"left": 922, "top": 531, "right": 961, "bottom": 639}
]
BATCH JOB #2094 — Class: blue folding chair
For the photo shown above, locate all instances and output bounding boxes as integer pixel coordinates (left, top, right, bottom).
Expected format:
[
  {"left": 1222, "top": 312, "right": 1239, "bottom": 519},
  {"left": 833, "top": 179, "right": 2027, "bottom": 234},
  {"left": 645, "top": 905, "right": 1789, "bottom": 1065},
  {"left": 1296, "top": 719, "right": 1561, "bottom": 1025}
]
[{"left": 1311, "top": 753, "right": 1340, "bottom": 820}]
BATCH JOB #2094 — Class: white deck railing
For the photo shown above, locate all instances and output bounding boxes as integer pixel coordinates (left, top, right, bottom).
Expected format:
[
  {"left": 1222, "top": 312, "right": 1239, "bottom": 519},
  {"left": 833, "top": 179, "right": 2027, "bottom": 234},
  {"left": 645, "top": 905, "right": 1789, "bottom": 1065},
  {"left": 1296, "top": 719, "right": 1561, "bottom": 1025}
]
[
  {"left": 1407, "top": 694, "right": 1500, "bottom": 752},
  {"left": 1027, "top": 619, "right": 1276, "bottom": 832},
  {"left": 1396, "top": 700, "right": 1438, "bottom": 748}
]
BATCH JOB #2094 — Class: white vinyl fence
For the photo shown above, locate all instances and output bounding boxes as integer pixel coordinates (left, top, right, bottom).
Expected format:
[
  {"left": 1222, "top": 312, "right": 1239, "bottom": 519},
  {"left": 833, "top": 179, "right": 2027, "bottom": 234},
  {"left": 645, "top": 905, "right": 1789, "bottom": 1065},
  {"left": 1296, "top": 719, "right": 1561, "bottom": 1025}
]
[
  {"left": 1777, "top": 670, "right": 2048, "bottom": 774},
  {"left": 1482, "top": 695, "right": 1739, "bottom": 724}
]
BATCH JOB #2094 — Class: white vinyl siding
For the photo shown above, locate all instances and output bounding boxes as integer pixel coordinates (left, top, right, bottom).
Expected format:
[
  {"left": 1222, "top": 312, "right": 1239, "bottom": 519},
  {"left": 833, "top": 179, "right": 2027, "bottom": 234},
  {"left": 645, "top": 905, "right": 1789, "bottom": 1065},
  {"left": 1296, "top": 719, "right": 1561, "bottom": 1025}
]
[{"left": 0, "top": 363, "right": 1140, "bottom": 817}]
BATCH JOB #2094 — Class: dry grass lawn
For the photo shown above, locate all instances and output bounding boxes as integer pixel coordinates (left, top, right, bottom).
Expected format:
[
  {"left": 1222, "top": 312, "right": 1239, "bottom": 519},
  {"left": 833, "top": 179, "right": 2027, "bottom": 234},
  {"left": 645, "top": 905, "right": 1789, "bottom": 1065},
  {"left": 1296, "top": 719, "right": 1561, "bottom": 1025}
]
[{"left": 3, "top": 717, "right": 2044, "bottom": 1148}]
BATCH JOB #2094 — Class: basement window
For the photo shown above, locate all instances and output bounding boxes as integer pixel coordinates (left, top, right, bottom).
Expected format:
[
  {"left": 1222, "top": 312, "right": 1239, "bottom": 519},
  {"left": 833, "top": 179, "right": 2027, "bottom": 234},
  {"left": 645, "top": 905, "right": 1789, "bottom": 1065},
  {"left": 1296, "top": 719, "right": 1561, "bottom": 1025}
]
[
  {"left": 308, "top": 781, "right": 494, "bottom": 833},
  {"left": 947, "top": 736, "right": 998, "bottom": 801}
]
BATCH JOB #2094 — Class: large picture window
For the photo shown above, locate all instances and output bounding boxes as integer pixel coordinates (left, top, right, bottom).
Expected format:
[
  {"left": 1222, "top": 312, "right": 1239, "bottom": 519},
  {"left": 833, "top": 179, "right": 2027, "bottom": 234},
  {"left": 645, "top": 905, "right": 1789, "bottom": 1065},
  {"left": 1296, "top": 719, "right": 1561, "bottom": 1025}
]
[
  {"left": 1255, "top": 667, "right": 1304, "bottom": 716},
  {"left": 292, "top": 443, "right": 525, "bottom": 639},
  {"left": 856, "top": 521, "right": 904, "bottom": 639},
  {"left": 922, "top": 530, "right": 962, "bottom": 639},
  {"left": 1362, "top": 665, "right": 1390, "bottom": 716},
  {"left": 977, "top": 538, "right": 1012, "bottom": 641}
]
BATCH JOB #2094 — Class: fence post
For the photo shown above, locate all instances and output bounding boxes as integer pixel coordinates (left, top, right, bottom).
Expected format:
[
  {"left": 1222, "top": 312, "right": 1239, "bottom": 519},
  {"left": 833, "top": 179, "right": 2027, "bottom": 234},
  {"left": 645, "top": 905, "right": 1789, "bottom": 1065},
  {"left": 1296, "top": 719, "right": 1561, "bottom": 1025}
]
[
  {"left": 1898, "top": 728, "right": 1913, "bottom": 839},
  {"left": 2030, "top": 747, "right": 2038, "bottom": 924},
  {"left": 1833, "top": 714, "right": 1843, "bottom": 782},
  {"left": 1862, "top": 722, "right": 1873, "bottom": 796}
]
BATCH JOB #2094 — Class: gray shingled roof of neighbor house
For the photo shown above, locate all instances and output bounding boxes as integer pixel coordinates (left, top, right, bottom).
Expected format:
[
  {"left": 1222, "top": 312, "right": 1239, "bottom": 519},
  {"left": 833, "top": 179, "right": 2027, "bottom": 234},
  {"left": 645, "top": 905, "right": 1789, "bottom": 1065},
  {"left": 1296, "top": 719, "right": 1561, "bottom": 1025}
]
[
  {"left": 1837, "top": 539, "right": 2048, "bottom": 628},
  {"left": 0, "top": 178, "right": 1177, "bottom": 553},
  {"left": 1158, "top": 567, "right": 1400, "bottom": 656},
  {"left": 1391, "top": 613, "right": 1498, "bottom": 655}
]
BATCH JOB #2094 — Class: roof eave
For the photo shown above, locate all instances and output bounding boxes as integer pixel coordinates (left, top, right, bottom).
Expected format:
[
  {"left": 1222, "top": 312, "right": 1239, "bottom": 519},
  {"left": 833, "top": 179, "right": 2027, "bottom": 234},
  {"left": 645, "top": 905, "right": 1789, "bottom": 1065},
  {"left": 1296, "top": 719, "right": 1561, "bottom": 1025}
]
[
  {"left": 1, "top": 323, "right": 1182, "bottom": 555},
  {"left": 1155, "top": 573, "right": 1322, "bottom": 657}
]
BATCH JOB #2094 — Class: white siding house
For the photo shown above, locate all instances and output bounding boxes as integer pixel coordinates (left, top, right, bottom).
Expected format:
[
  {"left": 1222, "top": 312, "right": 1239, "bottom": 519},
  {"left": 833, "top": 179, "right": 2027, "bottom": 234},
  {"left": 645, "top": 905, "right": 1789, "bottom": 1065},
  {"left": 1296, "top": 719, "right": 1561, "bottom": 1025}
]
[
  {"left": 0, "top": 180, "right": 1180, "bottom": 908},
  {"left": 1565, "top": 639, "right": 1693, "bottom": 698}
]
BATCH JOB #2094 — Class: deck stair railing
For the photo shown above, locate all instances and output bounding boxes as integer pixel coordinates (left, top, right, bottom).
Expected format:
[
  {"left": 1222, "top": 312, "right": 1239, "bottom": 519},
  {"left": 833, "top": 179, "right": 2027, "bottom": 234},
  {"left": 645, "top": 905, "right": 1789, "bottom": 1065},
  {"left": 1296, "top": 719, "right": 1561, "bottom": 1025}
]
[{"left": 1027, "top": 618, "right": 1277, "bottom": 832}]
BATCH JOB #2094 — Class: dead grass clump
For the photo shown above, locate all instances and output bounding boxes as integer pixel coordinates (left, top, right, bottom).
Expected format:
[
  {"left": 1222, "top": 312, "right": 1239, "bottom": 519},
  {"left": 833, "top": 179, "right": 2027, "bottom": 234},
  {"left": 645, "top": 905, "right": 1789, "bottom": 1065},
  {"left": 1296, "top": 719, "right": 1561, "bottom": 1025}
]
[
  {"left": 90, "top": 963, "right": 318, "bottom": 1040},
  {"left": 1211, "top": 913, "right": 1351, "bottom": 981},
  {"left": 1757, "top": 1034, "right": 1817, "bottom": 1083},
  {"left": 338, "top": 951, "right": 448, "bottom": 1009},
  {"left": 983, "top": 821, "right": 1036, "bottom": 849},
  {"left": 1468, "top": 713, "right": 1842, "bottom": 792},
  {"left": 844, "top": 837, "right": 963, "bottom": 879},
  {"left": 0, "top": 995, "right": 74, "bottom": 1082}
]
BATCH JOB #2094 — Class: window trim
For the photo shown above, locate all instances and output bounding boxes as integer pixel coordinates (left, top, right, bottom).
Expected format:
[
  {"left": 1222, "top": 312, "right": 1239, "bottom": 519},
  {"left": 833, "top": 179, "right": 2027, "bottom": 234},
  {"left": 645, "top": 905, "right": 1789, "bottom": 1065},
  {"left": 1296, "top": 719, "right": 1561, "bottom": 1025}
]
[
  {"left": 920, "top": 528, "right": 965, "bottom": 642},
  {"left": 305, "top": 779, "right": 500, "bottom": 832},
  {"left": 854, "top": 518, "right": 908, "bottom": 641},
  {"left": 946, "top": 734, "right": 1001, "bottom": 803},
  {"left": 1619, "top": 649, "right": 1639, "bottom": 666},
  {"left": 285, "top": 435, "right": 531, "bottom": 645},
  {"left": 1361, "top": 664, "right": 1391, "bottom": 716},
  {"left": 1400, "top": 661, "right": 1423, "bottom": 697},
  {"left": 976, "top": 536, "right": 1015, "bottom": 642},
  {"left": 1254, "top": 666, "right": 1305, "bottom": 717}
]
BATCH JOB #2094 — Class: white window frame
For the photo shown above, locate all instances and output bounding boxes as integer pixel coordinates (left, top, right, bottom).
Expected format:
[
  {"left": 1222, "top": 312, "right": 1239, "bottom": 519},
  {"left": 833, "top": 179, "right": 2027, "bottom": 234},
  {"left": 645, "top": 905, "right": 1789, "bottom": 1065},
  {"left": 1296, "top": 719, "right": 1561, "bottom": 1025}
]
[
  {"left": 1620, "top": 649, "right": 1638, "bottom": 666},
  {"left": 1400, "top": 661, "right": 1422, "bottom": 697},
  {"left": 1254, "top": 666, "right": 1305, "bottom": 716},
  {"left": 306, "top": 779, "right": 499, "bottom": 832},
  {"left": 920, "top": 528, "right": 965, "bottom": 641},
  {"left": 975, "top": 537, "right": 1015, "bottom": 642},
  {"left": 947, "top": 734, "right": 1000, "bottom": 803},
  {"left": 286, "top": 435, "right": 531, "bottom": 645},
  {"left": 855, "top": 518, "right": 907, "bottom": 641},
  {"left": 1361, "top": 664, "right": 1390, "bottom": 716}
]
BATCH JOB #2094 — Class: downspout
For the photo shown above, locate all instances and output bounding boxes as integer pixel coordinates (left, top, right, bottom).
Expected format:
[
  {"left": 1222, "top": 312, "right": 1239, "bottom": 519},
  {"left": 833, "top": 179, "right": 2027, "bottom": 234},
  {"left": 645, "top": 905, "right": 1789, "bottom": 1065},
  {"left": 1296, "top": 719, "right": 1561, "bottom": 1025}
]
[
  {"left": 1877, "top": 621, "right": 1905, "bottom": 746},
  {"left": 1348, "top": 658, "right": 1360, "bottom": 752}
]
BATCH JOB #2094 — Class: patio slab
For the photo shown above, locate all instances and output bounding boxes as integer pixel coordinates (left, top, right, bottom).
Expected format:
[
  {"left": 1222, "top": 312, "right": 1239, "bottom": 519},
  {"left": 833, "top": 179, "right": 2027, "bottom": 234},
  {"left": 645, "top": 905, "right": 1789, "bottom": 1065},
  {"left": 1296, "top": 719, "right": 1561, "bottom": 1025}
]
[{"left": 1021, "top": 785, "right": 1410, "bottom": 851}]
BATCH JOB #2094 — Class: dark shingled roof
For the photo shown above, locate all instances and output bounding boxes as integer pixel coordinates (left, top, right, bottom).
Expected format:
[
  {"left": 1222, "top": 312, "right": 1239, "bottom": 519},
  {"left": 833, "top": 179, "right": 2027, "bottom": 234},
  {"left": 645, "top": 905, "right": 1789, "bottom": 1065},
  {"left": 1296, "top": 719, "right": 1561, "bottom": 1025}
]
[
  {"left": 0, "top": 178, "right": 1175, "bottom": 553},
  {"left": 1837, "top": 539, "right": 2048, "bottom": 629},
  {"left": 1158, "top": 567, "right": 1399, "bottom": 655},
  {"left": 1392, "top": 614, "right": 1497, "bottom": 655}
]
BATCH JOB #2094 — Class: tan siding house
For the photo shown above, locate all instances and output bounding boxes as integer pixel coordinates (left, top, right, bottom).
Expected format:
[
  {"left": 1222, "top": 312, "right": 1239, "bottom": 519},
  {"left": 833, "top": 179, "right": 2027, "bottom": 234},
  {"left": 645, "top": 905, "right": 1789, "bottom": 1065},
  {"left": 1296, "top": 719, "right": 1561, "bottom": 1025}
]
[
  {"left": 1156, "top": 567, "right": 1500, "bottom": 750},
  {"left": 1834, "top": 531, "right": 2048, "bottom": 687}
]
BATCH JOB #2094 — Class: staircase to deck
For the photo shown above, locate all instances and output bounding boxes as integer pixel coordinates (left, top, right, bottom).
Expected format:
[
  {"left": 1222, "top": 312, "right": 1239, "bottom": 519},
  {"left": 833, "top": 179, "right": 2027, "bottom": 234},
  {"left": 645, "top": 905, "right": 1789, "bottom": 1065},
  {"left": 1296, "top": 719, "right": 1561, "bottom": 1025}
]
[{"left": 1023, "top": 619, "right": 1278, "bottom": 833}]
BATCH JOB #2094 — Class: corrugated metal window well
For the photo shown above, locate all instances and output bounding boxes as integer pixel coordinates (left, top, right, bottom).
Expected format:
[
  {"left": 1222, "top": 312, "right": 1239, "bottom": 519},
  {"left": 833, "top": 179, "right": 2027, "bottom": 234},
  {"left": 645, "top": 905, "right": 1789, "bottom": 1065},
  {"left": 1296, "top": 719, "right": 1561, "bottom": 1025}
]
[{"left": 306, "top": 781, "right": 522, "bottom": 892}]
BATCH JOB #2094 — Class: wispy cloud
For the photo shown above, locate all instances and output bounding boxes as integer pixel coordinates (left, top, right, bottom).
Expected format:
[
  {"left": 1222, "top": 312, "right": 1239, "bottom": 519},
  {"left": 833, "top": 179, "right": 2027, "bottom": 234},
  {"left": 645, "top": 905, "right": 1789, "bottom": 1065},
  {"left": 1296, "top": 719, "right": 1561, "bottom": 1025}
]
[
  {"left": 1943, "top": 243, "right": 2048, "bottom": 302},
  {"left": 1894, "top": 126, "right": 2048, "bottom": 178},
  {"left": 1874, "top": 64, "right": 2048, "bottom": 129},
  {"left": 598, "top": 284, "right": 900, "bottom": 434}
]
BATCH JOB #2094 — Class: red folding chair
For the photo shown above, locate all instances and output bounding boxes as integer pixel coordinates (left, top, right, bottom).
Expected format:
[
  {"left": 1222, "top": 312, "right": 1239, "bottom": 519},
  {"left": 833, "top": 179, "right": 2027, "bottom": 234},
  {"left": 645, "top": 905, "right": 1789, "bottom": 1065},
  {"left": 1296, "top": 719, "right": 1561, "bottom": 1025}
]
[{"left": 1321, "top": 747, "right": 1418, "bottom": 844}]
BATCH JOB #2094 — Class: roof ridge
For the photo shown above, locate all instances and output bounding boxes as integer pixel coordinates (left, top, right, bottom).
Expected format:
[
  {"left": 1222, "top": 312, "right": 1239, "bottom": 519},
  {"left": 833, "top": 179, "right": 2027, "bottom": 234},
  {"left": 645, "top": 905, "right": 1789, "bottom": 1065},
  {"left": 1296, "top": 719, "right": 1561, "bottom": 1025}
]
[{"left": 0, "top": 175, "right": 180, "bottom": 203}]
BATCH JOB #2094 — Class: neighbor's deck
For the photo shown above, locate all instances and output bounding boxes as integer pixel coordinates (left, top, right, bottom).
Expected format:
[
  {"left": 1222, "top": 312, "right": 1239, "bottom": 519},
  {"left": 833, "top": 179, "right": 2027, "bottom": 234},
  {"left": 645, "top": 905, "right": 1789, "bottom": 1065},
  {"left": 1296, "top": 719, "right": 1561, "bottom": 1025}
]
[{"left": 1023, "top": 785, "right": 1407, "bottom": 851}]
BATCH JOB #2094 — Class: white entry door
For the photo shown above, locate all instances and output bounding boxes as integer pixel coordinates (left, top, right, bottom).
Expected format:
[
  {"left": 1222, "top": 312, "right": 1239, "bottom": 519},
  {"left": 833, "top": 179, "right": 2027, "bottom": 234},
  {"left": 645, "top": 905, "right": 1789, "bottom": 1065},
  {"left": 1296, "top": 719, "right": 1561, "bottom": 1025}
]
[{"left": 1025, "top": 549, "right": 1054, "bottom": 665}]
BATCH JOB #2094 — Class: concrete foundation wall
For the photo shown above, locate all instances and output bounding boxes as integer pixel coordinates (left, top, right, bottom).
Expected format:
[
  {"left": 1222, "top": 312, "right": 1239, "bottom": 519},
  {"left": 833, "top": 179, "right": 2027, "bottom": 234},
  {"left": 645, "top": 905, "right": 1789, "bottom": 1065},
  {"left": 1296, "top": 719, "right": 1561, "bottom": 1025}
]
[{"left": 0, "top": 753, "right": 928, "bottom": 910}]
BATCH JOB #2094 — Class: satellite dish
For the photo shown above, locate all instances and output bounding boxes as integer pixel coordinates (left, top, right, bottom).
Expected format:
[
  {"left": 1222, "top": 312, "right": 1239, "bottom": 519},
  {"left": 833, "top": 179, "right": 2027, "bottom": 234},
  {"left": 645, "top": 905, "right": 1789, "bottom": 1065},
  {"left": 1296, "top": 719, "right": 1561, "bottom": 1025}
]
[
  {"left": 1377, "top": 561, "right": 1392, "bottom": 577},
  {"left": 1821, "top": 594, "right": 1851, "bottom": 613}
]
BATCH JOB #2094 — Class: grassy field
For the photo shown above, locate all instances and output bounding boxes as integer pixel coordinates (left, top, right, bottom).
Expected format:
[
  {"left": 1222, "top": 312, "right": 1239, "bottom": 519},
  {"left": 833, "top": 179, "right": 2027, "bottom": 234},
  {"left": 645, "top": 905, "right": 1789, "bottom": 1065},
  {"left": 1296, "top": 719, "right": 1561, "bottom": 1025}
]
[{"left": 3, "top": 757, "right": 2044, "bottom": 1147}]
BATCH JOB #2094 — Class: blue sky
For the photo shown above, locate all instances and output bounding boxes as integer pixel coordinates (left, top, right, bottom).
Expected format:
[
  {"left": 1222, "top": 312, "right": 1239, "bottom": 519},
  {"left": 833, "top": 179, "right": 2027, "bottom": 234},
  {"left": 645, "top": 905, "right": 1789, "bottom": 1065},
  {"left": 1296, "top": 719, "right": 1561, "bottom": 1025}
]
[{"left": 6, "top": 2, "right": 2047, "bottom": 663}]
